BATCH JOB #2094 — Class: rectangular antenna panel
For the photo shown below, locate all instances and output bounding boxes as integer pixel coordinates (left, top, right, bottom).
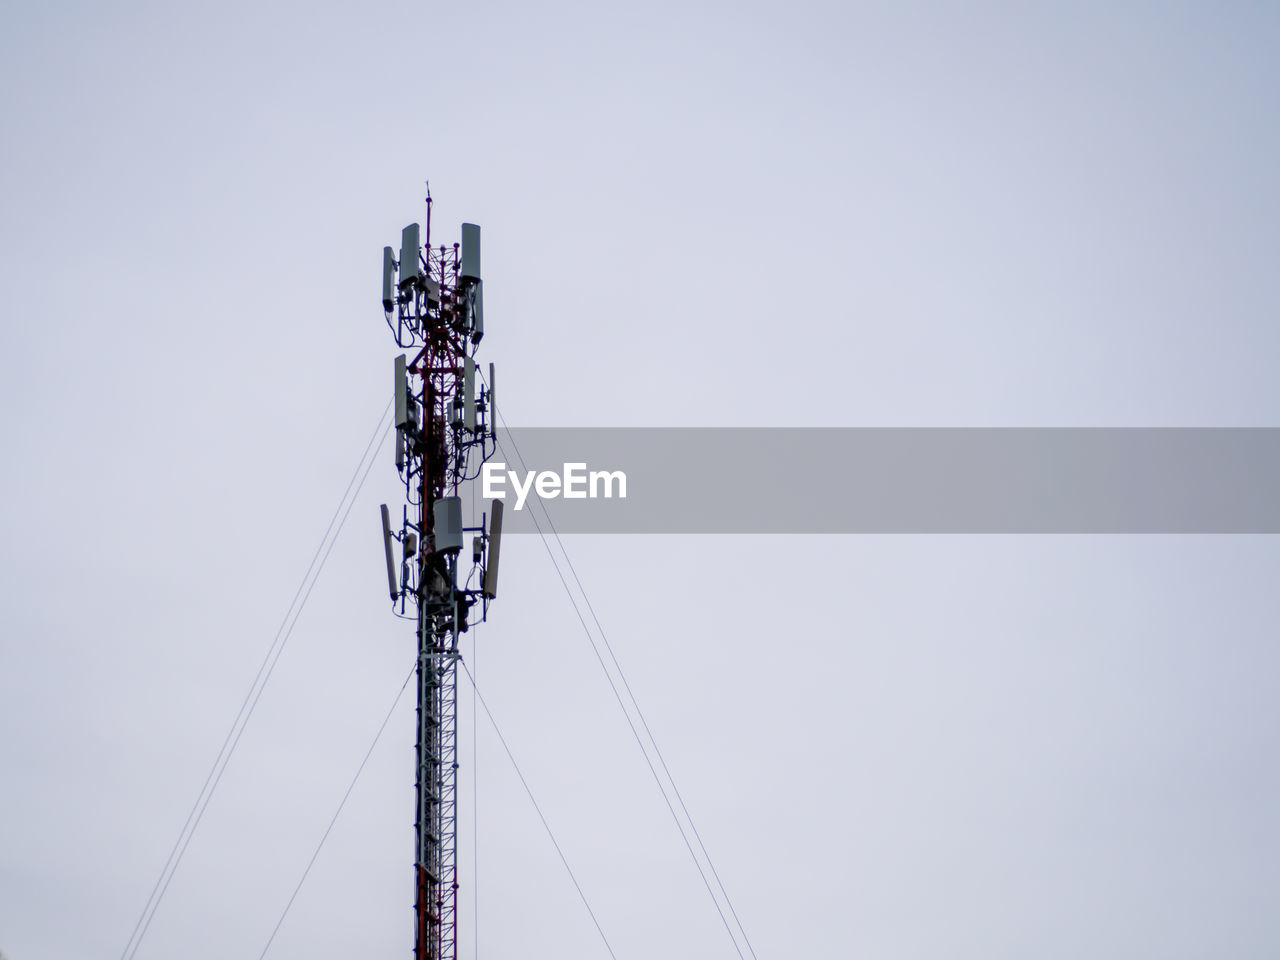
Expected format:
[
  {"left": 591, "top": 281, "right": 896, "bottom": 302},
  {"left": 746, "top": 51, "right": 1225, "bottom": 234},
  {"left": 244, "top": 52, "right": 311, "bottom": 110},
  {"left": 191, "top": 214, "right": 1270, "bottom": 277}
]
[
  {"left": 463, "top": 357, "right": 476, "bottom": 432},
  {"left": 434, "top": 496, "right": 463, "bottom": 554},
  {"left": 394, "top": 354, "right": 409, "bottom": 427},
  {"left": 470, "top": 280, "right": 484, "bottom": 343},
  {"left": 488, "top": 362, "right": 496, "bottom": 438},
  {"left": 379, "top": 504, "right": 399, "bottom": 601},
  {"left": 382, "top": 246, "right": 395, "bottom": 310},
  {"left": 483, "top": 499, "right": 503, "bottom": 599},
  {"left": 395, "top": 427, "right": 405, "bottom": 470},
  {"left": 399, "top": 223, "right": 420, "bottom": 287},
  {"left": 460, "top": 222, "right": 481, "bottom": 283}
]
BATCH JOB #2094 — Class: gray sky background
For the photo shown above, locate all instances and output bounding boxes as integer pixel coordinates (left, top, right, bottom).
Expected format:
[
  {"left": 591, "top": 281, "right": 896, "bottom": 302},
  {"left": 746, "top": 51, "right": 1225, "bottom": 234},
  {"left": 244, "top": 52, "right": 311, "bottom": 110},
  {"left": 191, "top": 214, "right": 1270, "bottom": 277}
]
[{"left": 2, "top": 2, "right": 1279, "bottom": 958}]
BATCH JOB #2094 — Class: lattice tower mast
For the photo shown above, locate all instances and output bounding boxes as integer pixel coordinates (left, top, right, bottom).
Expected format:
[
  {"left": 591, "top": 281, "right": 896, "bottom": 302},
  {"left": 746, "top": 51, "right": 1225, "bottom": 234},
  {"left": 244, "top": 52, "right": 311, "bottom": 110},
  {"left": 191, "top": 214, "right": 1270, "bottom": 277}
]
[{"left": 379, "top": 188, "right": 503, "bottom": 960}]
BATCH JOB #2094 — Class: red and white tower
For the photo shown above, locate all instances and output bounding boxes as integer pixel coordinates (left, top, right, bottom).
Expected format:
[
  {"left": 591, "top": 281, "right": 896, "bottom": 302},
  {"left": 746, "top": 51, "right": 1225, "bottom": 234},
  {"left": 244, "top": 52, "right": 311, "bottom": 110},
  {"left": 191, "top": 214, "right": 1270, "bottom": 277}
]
[{"left": 379, "top": 188, "right": 503, "bottom": 960}]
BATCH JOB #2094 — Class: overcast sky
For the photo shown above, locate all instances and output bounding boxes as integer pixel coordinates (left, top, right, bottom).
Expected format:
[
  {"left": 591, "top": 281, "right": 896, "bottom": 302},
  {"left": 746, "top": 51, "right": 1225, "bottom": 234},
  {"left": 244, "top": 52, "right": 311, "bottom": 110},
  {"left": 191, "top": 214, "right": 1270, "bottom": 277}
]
[{"left": 3, "top": 2, "right": 1279, "bottom": 959}]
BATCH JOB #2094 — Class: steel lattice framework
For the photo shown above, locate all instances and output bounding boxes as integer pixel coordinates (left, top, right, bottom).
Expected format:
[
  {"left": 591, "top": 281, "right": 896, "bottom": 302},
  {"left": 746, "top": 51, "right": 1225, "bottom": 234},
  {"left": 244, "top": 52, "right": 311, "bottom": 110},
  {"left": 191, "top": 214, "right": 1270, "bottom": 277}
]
[{"left": 380, "top": 190, "right": 499, "bottom": 960}]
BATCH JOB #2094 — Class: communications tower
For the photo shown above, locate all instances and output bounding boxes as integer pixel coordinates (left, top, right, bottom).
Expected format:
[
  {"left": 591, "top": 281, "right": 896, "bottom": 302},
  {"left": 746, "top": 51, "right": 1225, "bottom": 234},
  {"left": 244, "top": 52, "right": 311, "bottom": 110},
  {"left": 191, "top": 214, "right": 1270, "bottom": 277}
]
[{"left": 378, "top": 188, "right": 503, "bottom": 960}]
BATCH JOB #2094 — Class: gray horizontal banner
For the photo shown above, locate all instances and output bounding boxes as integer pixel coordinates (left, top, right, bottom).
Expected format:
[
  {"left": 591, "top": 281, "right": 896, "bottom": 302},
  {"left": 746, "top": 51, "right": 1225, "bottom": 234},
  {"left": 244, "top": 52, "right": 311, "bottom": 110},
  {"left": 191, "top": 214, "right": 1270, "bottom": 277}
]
[{"left": 458, "top": 428, "right": 1280, "bottom": 533}]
